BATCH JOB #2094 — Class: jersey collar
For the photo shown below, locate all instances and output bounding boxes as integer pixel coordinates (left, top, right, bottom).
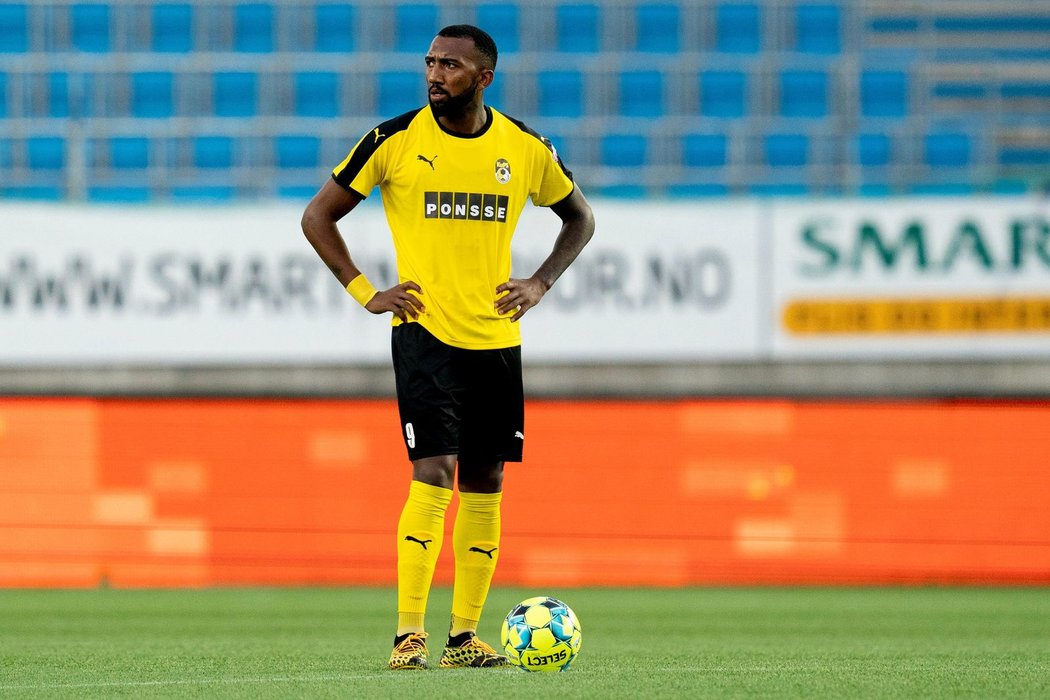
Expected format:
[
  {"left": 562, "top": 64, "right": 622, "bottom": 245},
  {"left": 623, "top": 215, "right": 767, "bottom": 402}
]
[{"left": 430, "top": 105, "right": 493, "bottom": 139}]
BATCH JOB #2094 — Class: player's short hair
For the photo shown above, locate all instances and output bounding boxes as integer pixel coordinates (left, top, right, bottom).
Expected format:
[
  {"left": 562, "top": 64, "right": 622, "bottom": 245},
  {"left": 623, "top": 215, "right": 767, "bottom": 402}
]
[{"left": 436, "top": 24, "right": 498, "bottom": 69}]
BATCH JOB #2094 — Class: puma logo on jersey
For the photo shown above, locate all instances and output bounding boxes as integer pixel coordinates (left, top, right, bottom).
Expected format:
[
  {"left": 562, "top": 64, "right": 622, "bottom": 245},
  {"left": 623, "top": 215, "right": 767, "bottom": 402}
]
[
  {"left": 514, "top": 431, "right": 525, "bottom": 440},
  {"left": 404, "top": 535, "right": 433, "bottom": 550},
  {"left": 417, "top": 154, "right": 437, "bottom": 170},
  {"left": 373, "top": 128, "right": 386, "bottom": 143},
  {"left": 469, "top": 546, "right": 498, "bottom": 559}
]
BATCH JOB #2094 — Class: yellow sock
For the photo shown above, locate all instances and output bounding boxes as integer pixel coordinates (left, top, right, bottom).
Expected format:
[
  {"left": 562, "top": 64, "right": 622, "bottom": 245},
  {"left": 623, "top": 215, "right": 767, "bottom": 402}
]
[
  {"left": 396, "top": 480, "right": 453, "bottom": 636},
  {"left": 450, "top": 490, "right": 502, "bottom": 636}
]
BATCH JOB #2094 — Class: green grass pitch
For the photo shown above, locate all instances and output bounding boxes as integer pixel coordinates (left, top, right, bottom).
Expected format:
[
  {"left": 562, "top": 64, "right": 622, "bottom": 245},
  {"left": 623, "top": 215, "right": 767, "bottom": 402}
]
[{"left": 1, "top": 586, "right": 1047, "bottom": 698}]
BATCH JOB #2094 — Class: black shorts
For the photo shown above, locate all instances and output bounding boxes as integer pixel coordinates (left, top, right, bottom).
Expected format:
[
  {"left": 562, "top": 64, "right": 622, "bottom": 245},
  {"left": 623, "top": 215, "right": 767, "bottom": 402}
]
[{"left": 391, "top": 322, "right": 524, "bottom": 463}]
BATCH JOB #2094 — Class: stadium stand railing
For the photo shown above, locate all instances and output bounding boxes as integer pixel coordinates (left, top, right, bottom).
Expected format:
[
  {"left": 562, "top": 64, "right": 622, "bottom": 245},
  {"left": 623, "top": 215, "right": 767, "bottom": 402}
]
[{"left": 1, "top": 0, "right": 1049, "bottom": 201}]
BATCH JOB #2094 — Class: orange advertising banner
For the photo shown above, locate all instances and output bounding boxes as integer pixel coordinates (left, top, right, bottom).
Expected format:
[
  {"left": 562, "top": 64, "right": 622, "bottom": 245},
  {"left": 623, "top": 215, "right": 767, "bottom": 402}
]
[{"left": 0, "top": 397, "right": 1047, "bottom": 587}]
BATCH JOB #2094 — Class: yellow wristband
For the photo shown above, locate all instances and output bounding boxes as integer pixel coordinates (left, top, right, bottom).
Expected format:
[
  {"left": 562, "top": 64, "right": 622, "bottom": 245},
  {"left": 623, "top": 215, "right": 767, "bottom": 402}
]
[{"left": 345, "top": 274, "right": 378, "bottom": 307}]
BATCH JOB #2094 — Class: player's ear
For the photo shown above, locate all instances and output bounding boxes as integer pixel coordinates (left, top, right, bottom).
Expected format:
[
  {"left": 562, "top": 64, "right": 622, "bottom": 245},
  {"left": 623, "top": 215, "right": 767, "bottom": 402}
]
[{"left": 478, "top": 68, "right": 494, "bottom": 90}]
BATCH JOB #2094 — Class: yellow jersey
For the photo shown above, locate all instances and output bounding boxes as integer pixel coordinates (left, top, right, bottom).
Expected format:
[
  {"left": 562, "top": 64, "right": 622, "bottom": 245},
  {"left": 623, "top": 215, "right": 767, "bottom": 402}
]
[{"left": 332, "top": 105, "right": 575, "bottom": 350}]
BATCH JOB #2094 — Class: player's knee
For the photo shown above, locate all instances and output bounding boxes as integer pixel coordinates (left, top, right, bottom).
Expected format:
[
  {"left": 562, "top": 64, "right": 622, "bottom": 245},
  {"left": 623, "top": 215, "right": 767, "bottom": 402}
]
[
  {"left": 458, "top": 461, "right": 504, "bottom": 493},
  {"left": 412, "top": 456, "right": 456, "bottom": 489}
]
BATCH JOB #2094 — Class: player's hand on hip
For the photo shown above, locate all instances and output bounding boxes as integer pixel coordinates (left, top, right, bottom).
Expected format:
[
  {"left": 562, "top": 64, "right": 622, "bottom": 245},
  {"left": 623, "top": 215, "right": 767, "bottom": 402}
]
[
  {"left": 367, "top": 281, "right": 425, "bottom": 322},
  {"left": 495, "top": 277, "right": 547, "bottom": 322}
]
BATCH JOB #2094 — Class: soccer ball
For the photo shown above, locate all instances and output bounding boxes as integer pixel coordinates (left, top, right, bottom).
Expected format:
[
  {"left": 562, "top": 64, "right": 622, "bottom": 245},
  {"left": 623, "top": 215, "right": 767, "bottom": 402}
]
[{"left": 500, "top": 596, "right": 582, "bottom": 672}]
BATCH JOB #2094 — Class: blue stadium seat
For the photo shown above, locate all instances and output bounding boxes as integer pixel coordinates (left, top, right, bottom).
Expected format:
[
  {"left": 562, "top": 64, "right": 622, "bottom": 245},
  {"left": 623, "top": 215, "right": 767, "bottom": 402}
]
[
  {"left": 601, "top": 134, "right": 647, "bottom": 167},
  {"left": 295, "top": 72, "right": 339, "bottom": 117},
  {"left": 1000, "top": 81, "right": 1050, "bottom": 100},
  {"left": 620, "top": 70, "right": 663, "bottom": 117},
  {"left": 194, "top": 136, "right": 234, "bottom": 168},
  {"left": 477, "top": 4, "right": 519, "bottom": 53},
  {"left": 2, "top": 185, "right": 63, "bottom": 200},
  {"left": 716, "top": 3, "right": 760, "bottom": 53},
  {"left": 599, "top": 184, "right": 647, "bottom": 198},
  {"left": 556, "top": 4, "right": 599, "bottom": 53},
  {"left": 0, "top": 138, "right": 9, "bottom": 168},
  {"left": 925, "top": 133, "right": 970, "bottom": 167},
  {"left": 765, "top": 134, "right": 809, "bottom": 167},
  {"left": 857, "top": 133, "right": 890, "bottom": 166},
  {"left": 779, "top": 70, "right": 827, "bottom": 118},
  {"left": 315, "top": 4, "right": 354, "bottom": 52},
  {"left": 750, "top": 182, "right": 810, "bottom": 196},
  {"left": 395, "top": 4, "right": 438, "bottom": 52},
  {"left": 999, "top": 146, "right": 1050, "bottom": 166},
  {"left": 70, "top": 3, "right": 111, "bottom": 52},
  {"left": 484, "top": 72, "right": 503, "bottom": 109},
  {"left": 171, "top": 186, "right": 236, "bottom": 201},
  {"left": 27, "top": 136, "right": 65, "bottom": 170},
  {"left": 667, "top": 183, "right": 730, "bottom": 198},
  {"left": 795, "top": 4, "right": 840, "bottom": 54},
  {"left": 538, "top": 70, "right": 584, "bottom": 117},
  {"left": 132, "top": 72, "right": 174, "bottom": 118},
  {"left": 234, "top": 3, "right": 274, "bottom": 52},
  {"left": 860, "top": 70, "right": 908, "bottom": 118},
  {"left": 152, "top": 3, "right": 193, "bottom": 52},
  {"left": 87, "top": 186, "right": 150, "bottom": 203},
  {"left": 0, "top": 73, "right": 6, "bottom": 117},
  {"left": 683, "top": 134, "right": 728, "bottom": 167},
  {"left": 48, "top": 72, "right": 70, "bottom": 117},
  {"left": 636, "top": 3, "right": 679, "bottom": 53},
  {"left": 109, "top": 137, "right": 149, "bottom": 169},
  {"left": 0, "top": 3, "right": 28, "bottom": 52},
  {"left": 276, "top": 135, "right": 320, "bottom": 168},
  {"left": 700, "top": 70, "right": 747, "bottom": 117},
  {"left": 377, "top": 71, "right": 420, "bottom": 115},
  {"left": 213, "top": 72, "right": 257, "bottom": 117}
]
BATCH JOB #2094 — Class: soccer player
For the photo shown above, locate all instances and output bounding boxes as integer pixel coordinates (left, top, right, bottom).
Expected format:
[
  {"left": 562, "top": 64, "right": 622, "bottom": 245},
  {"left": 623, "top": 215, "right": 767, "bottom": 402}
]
[{"left": 300, "top": 25, "right": 595, "bottom": 670}]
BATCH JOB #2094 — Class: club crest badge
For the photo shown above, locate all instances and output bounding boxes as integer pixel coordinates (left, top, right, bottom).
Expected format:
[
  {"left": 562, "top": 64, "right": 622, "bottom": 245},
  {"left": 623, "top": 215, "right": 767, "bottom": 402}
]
[{"left": 495, "top": 158, "right": 511, "bottom": 184}]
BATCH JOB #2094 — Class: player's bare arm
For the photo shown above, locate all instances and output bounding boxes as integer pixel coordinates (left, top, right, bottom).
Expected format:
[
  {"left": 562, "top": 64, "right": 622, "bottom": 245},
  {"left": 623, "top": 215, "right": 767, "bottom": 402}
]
[
  {"left": 302, "top": 179, "right": 425, "bottom": 322},
  {"left": 496, "top": 185, "right": 595, "bottom": 322}
]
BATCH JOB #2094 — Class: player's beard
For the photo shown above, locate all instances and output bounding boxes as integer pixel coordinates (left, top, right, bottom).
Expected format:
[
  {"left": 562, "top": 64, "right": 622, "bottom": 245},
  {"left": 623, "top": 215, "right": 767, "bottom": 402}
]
[{"left": 428, "top": 79, "right": 481, "bottom": 118}]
